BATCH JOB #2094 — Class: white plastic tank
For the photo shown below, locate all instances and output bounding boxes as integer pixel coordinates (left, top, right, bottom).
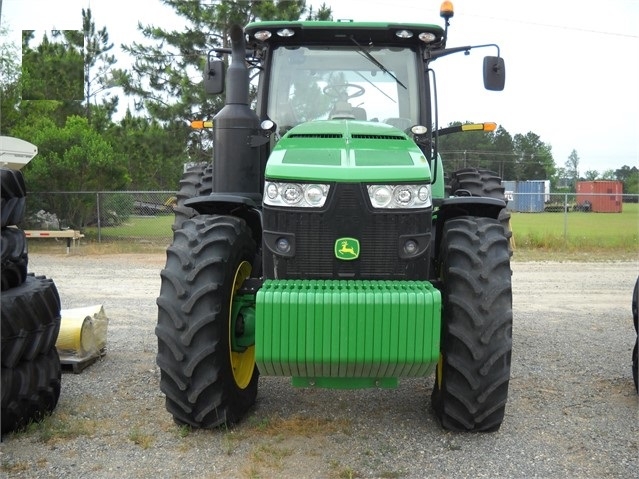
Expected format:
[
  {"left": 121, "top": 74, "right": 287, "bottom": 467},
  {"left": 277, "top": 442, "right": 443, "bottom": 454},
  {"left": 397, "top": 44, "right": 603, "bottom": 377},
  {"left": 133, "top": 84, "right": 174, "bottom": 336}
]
[{"left": 0, "top": 136, "right": 38, "bottom": 170}]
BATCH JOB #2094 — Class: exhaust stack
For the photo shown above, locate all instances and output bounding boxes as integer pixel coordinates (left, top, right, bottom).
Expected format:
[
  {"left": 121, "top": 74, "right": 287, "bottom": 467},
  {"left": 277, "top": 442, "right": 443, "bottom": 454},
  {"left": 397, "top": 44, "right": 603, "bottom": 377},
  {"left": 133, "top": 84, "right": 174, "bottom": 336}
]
[{"left": 212, "top": 25, "right": 261, "bottom": 196}]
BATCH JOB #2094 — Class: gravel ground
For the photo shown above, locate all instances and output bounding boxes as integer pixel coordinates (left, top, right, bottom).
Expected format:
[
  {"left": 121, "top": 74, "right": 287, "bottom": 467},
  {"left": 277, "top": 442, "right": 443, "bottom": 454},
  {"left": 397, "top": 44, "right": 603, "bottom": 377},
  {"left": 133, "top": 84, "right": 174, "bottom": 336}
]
[{"left": 1, "top": 252, "right": 637, "bottom": 479}]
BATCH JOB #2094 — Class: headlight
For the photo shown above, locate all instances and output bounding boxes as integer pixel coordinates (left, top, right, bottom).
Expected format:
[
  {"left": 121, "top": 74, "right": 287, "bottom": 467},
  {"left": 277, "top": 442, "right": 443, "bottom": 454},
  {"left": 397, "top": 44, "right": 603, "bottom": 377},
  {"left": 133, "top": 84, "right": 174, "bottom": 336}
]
[
  {"left": 367, "top": 184, "right": 432, "bottom": 209},
  {"left": 368, "top": 185, "right": 392, "bottom": 208},
  {"left": 263, "top": 181, "right": 330, "bottom": 207}
]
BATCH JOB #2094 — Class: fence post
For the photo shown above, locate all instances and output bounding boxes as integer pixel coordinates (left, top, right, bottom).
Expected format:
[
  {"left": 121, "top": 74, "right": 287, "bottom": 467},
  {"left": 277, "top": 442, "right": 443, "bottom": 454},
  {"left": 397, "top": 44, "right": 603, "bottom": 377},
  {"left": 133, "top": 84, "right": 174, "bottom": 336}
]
[
  {"left": 563, "top": 193, "right": 568, "bottom": 241},
  {"left": 97, "top": 192, "right": 102, "bottom": 243}
]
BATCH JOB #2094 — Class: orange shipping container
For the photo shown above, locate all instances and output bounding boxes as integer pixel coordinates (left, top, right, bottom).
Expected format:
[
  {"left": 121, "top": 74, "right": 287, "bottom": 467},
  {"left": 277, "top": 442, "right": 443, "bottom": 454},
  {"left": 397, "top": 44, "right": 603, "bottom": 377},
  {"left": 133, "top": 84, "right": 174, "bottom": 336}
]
[{"left": 576, "top": 181, "right": 623, "bottom": 213}]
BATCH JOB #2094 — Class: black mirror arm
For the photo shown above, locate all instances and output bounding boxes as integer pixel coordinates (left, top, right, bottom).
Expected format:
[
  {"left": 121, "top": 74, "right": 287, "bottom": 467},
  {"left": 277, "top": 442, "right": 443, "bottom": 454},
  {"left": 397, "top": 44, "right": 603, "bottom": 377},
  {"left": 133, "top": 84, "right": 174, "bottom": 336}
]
[{"left": 428, "top": 43, "right": 500, "bottom": 61}]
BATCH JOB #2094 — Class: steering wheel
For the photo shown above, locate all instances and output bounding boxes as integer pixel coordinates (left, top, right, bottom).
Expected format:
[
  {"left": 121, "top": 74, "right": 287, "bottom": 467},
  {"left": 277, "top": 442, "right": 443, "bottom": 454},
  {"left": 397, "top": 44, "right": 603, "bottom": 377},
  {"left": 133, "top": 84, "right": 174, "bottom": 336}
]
[{"left": 323, "top": 83, "right": 365, "bottom": 100}]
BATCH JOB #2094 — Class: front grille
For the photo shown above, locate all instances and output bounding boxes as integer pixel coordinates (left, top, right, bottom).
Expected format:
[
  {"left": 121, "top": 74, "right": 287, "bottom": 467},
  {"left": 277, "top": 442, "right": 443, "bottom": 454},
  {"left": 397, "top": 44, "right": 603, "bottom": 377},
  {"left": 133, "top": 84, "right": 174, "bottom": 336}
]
[{"left": 263, "top": 184, "right": 431, "bottom": 280}]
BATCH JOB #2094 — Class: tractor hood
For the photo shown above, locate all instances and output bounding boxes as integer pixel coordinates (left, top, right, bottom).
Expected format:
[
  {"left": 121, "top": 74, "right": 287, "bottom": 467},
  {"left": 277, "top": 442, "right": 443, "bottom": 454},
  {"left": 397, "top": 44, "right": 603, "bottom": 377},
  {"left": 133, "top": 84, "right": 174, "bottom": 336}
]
[{"left": 265, "top": 120, "right": 431, "bottom": 183}]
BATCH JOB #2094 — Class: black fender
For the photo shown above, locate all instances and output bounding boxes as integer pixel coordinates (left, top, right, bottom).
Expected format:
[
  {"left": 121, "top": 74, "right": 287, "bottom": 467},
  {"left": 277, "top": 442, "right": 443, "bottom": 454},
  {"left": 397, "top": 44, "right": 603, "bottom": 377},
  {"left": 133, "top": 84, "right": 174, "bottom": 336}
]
[
  {"left": 184, "top": 193, "right": 263, "bottom": 248},
  {"left": 436, "top": 196, "right": 505, "bottom": 222}
]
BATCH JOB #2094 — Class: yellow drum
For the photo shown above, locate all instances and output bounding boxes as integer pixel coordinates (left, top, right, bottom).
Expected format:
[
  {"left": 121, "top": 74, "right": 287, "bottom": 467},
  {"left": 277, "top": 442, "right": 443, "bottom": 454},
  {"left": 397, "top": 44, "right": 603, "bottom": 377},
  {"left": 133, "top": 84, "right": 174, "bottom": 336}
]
[{"left": 56, "top": 305, "right": 108, "bottom": 359}]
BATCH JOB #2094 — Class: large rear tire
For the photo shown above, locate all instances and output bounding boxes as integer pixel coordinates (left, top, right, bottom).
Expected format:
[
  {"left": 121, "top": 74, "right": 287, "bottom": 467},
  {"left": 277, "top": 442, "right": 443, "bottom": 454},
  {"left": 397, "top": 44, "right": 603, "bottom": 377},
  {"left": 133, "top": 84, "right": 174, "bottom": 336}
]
[
  {"left": 432, "top": 216, "right": 513, "bottom": 431},
  {"left": 171, "top": 163, "right": 213, "bottom": 231},
  {"left": 448, "top": 167, "right": 505, "bottom": 199},
  {"left": 156, "top": 215, "right": 259, "bottom": 428},
  {"left": 448, "top": 167, "right": 512, "bottom": 253}
]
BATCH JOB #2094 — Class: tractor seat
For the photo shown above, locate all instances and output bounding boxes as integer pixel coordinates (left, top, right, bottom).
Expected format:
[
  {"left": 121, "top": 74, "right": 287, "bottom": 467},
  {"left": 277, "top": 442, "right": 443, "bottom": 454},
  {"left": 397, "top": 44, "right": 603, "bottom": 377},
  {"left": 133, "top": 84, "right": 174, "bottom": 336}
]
[{"left": 330, "top": 102, "right": 367, "bottom": 121}]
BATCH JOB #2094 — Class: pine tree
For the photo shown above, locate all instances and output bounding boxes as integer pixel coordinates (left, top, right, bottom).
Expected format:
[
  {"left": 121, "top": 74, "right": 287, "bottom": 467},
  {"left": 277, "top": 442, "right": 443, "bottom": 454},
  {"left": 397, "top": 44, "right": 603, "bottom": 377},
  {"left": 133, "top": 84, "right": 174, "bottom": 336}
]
[
  {"left": 114, "top": 0, "right": 331, "bottom": 161},
  {"left": 82, "top": 8, "right": 118, "bottom": 128}
]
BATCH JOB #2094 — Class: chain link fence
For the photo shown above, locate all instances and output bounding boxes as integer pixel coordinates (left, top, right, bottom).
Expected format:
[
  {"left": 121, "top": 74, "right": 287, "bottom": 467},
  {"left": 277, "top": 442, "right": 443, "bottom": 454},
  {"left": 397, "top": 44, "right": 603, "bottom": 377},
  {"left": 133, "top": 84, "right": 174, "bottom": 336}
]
[
  {"left": 24, "top": 191, "right": 639, "bottom": 246},
  {"left": 24, "top": 191, "right": 177, "bottom": 244}
]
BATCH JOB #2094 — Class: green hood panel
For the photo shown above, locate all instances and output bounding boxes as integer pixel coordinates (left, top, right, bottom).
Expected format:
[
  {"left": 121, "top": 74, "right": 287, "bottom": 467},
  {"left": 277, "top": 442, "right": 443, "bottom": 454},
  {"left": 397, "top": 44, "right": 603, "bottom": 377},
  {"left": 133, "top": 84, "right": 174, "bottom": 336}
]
[{"left": 266, "top": 121, "right": 431, "bottom": 182}]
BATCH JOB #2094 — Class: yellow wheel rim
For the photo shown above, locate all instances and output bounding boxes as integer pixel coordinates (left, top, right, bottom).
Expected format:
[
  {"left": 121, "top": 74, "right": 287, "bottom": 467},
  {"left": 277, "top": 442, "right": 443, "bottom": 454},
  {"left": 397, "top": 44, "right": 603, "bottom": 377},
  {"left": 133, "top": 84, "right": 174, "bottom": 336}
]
[{"left": 229, "top": 261, "right": 255, "bottom": 389}]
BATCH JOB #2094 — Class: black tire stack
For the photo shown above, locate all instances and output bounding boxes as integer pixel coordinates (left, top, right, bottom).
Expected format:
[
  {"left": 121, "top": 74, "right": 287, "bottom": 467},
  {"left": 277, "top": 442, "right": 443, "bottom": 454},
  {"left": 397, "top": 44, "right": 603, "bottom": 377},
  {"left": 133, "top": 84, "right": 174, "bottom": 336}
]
[{"left": 1, "top": 167, "right": 62, "bottom": 435}]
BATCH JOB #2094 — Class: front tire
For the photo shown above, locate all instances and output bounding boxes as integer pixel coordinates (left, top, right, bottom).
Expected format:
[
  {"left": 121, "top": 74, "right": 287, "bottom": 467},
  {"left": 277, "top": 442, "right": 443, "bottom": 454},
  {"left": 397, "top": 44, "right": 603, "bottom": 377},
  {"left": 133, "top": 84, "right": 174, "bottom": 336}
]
[
  {"left": 156, "top": 215, "right": 258, "bottom": 428},
  {"left": 432, "top": 216, "right": 513, "bottom": 432}
]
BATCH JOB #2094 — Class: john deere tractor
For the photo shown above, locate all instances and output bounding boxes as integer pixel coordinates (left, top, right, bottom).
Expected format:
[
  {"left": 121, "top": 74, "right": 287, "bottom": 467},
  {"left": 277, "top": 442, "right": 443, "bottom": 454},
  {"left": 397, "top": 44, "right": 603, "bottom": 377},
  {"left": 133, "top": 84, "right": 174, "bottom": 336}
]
[{"left": 156, "top": 3, "right": 512, "bottom": 432}]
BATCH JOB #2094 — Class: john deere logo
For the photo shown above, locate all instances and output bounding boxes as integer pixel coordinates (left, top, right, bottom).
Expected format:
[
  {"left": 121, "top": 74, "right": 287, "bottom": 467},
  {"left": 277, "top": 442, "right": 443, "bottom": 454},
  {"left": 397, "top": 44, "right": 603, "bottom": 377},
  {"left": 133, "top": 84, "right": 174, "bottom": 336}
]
[{"left": 335, "top": 238, "right": 360, "bottom": 260}]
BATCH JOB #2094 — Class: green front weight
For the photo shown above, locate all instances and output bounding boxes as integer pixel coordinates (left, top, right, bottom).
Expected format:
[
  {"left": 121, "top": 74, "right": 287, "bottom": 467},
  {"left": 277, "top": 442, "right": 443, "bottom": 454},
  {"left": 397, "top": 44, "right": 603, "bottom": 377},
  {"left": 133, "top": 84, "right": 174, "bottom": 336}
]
[{"left": 255, "top": 279, "right": 442, "bottom": 388}]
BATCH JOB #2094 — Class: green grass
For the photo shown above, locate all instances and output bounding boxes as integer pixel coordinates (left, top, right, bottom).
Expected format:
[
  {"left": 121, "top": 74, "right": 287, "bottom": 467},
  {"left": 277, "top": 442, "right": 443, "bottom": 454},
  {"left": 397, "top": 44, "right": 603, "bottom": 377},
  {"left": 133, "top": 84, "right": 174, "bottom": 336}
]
[
  {"left": 28, "top": 204, "right": 638, "bottom": 261},
  {"left": 83, "top": 215, "right": 174, "bottom": 241},
  {"left": 510, "top": 202, "right": 638, "bottom": 259}
]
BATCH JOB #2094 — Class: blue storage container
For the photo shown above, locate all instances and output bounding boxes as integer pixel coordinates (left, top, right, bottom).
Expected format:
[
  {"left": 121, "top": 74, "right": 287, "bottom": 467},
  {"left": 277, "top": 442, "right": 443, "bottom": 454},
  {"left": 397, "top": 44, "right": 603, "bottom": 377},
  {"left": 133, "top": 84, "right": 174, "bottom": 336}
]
[{"left": 514, "top": 180, "right": 545, "bottom": 212}]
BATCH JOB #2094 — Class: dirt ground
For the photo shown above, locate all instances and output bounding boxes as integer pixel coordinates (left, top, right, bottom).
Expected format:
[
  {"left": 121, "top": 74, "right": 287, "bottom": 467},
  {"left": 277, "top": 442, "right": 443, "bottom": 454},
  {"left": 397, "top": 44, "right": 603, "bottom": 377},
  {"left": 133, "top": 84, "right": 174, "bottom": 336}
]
[{"left": 1, "top": 253, "right": 637, "bottom": 479}]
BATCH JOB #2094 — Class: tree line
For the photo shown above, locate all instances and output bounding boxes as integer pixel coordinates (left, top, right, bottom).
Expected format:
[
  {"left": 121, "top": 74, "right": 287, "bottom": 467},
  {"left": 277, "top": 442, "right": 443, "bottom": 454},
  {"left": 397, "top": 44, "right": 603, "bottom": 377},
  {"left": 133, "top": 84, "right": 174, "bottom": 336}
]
[
  {"left": 1, "top": 1, "right": 636, "bottom": 226},
  {"left": 438, "top": 123, "right": 638, "bottom": 194}
]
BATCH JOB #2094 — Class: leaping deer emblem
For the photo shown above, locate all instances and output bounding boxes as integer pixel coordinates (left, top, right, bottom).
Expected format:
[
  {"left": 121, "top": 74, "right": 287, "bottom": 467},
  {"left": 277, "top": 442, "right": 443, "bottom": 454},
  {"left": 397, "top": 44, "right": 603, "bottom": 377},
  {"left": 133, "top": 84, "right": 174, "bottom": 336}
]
[
  {"left": 339, "top": 241, "right": 356, "bottom": 256},
  {"left": 335, "top": 238, "right": 359, "bottom": 260}
]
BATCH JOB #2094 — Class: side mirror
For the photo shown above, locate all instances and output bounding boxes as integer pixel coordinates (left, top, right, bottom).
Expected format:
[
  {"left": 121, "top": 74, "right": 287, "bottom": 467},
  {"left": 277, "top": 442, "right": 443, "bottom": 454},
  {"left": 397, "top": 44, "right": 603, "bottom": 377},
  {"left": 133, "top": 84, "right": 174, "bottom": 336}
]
[
  {"left": 483, "top": 56, "right": 505, "bottom": 91},
  {"left": 204, "top": 56, "right": 225, "bottom": 95}
]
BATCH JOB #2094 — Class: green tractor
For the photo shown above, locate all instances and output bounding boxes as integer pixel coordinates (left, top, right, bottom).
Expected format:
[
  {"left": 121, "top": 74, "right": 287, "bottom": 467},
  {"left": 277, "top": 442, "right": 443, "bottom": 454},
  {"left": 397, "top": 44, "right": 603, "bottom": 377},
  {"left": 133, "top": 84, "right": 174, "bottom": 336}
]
[{"left": 156, "top": 3, "right": 512, "bottom": 432}]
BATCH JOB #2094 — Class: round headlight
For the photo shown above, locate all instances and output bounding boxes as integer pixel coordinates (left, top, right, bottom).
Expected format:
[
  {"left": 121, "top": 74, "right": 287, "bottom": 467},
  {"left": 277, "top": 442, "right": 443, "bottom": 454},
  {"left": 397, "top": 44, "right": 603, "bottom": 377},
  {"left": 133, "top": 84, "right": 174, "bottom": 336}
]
[
  {"left": 369, "top": 185, "right": 392, "bottom": 207},
  {"left": 404, "top": 239, "right": 418, "bottom": 255},
  {"left": 276, "top": 237, "right": 291, "bottom": 253},
  {"left": 282, "top": 184, "right": 303, "bottom": 204},
  {"left": 304, "top": 185, "right": 325, "bottom": 205},
  {"left": 418, "top": 186, "right": 430, "bottom": 202},
  {"left": 266, "top": 182, "right": 279, "bottom": 200},
  {"left": 393, "top": 186, "right": 413, "bottom": 207}
]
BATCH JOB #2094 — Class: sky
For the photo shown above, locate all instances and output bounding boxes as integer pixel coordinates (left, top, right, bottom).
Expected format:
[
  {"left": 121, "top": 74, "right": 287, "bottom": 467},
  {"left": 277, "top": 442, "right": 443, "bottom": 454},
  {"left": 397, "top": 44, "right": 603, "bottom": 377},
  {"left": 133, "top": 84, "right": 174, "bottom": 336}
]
[{"left": 2, "top": 0, "right": 638, "bottom": 174}]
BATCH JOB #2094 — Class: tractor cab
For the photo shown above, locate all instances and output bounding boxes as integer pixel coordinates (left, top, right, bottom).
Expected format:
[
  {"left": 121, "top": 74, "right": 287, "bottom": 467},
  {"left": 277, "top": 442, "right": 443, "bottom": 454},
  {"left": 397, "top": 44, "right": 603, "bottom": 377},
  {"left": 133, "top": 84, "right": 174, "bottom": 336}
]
[{"left": 258, "top": 34, "right": 426, "bottom": 136}]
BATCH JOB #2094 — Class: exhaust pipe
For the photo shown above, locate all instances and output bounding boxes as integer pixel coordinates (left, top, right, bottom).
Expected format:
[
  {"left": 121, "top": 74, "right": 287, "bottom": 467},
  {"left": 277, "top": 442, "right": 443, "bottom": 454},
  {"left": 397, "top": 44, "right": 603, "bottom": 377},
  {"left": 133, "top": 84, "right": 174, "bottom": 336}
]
[{"left": 212, "top": 24, "right": 261, "bottom": 196}]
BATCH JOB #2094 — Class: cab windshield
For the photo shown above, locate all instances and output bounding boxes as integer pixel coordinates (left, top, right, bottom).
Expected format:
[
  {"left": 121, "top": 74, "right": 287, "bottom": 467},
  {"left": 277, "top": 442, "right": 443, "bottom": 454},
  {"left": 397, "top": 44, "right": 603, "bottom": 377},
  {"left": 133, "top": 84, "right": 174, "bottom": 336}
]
[{"left": 267, "top": 45, "right": 420, "bottom": 135}]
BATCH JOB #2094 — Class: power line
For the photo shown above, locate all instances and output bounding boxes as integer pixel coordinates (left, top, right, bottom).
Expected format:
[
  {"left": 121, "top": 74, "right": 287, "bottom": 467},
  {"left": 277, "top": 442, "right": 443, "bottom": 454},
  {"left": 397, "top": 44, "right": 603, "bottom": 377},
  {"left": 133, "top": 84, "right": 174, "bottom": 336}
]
[
  {"left": 464, "top": 14, "right": 639, "bottom": 39},
  {"left": 335, "top": 1, "right": 639, "bottom": 39}
]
